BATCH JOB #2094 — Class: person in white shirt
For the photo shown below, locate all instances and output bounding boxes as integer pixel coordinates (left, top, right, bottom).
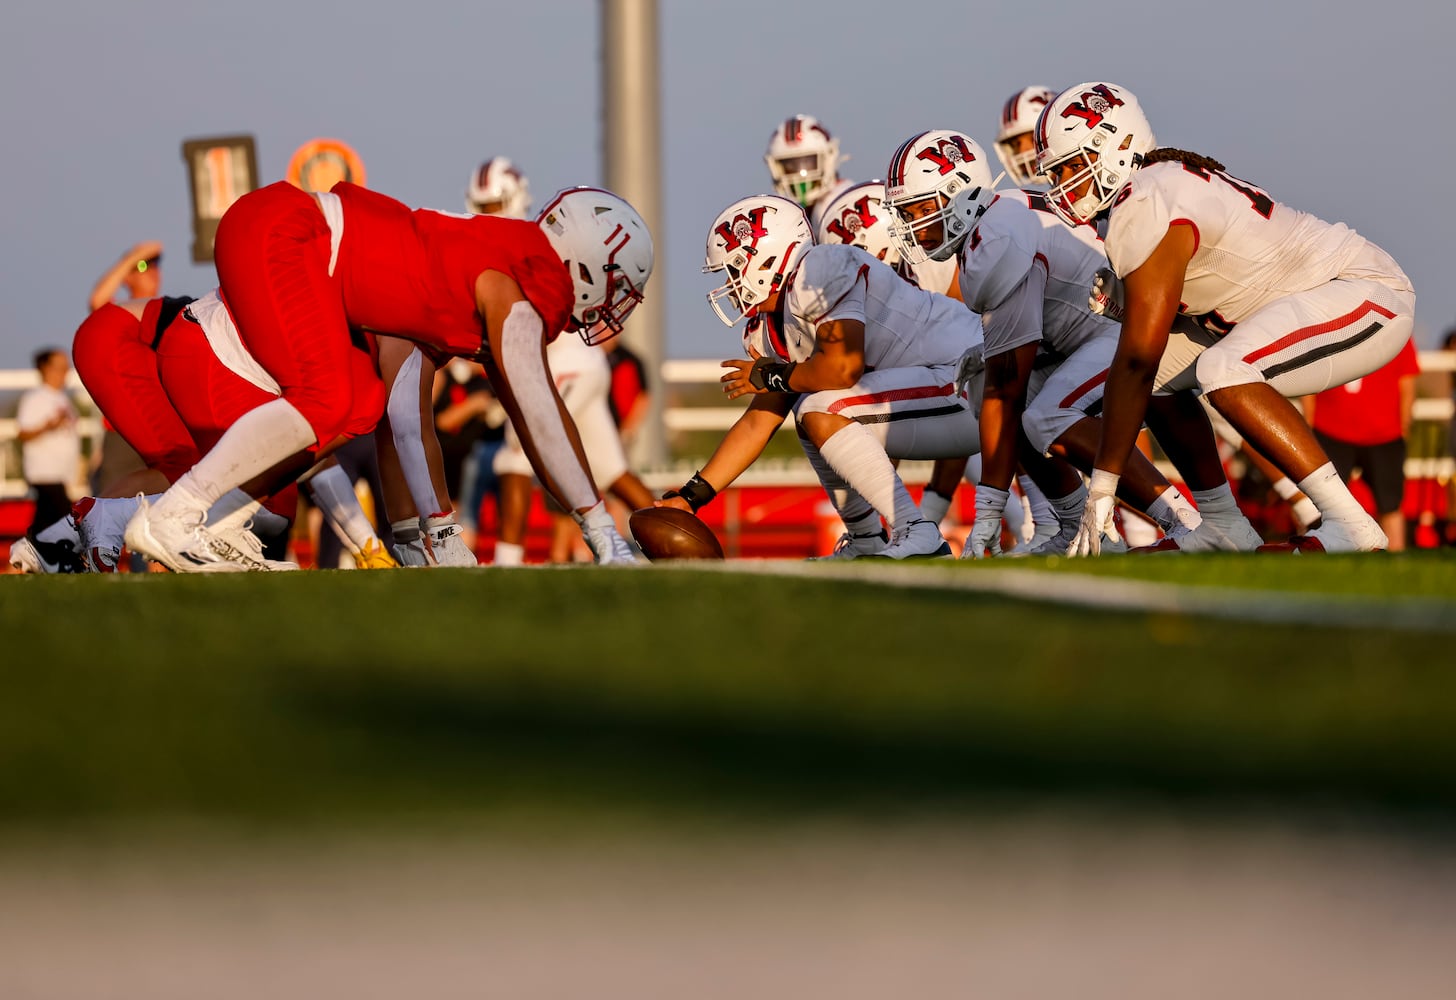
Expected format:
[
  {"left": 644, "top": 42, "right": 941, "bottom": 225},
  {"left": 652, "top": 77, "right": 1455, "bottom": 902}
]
[{"left": 16, "top": 348, "right": 80, "bottom": 549}]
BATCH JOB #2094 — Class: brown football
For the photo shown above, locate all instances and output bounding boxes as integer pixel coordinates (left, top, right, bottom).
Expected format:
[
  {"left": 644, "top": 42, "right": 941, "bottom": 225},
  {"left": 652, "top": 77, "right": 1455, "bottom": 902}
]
[{"left": 629, "top": 507, "right": 725, "bottom": 561}]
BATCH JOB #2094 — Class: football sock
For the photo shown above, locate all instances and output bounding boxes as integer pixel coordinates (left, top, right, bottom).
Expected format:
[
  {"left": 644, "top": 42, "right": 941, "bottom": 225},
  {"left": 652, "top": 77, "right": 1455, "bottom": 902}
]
[
  {"left": 1190, "top": 482, "right": 1240, "bottom": 519},
  {"left": 919, "top": 487, "right": 954, "bottom": 527},
  {"left": 36, "top": 515, "right": 79, "bottom": 547},
  {"left": 1049, "top": 481, "right": 1089, "bottom": 526},
  {"left": 493, "top": 541, "right": 525, "bottom": 566},
  {"left": 307, "top": 466, "right": 378, "bottom": 554},
  {"left": 818, "top": 422, "right": 919, "bottom": 530},
  {"left": 1147, "top": 485, "right": 1201, "bottom": 532},
  {"left": 1298, "top": 462, "right": 1368, "bottom": 525},
  {"left": 159, "top": 399, "right": 314, "bottom": 519}
]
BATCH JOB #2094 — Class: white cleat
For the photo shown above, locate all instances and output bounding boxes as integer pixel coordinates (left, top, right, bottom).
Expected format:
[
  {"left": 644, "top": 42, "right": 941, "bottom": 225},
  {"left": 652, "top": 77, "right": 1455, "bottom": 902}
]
[
  {"left": 427, "top": 521, "right": 479, "bottom": 567},
  {"left": 1003, "top": 519, "right": 1060, "bottom": 557},
  {"left": 870, "top": 519, "right": 953, "bottom": 560},
  {"left": 124, "top": 499, "right": 292, "bottom": 573},
  {"left": 1257, "top": 515, "right": 1387, "bottom": 554},
  {"left": 208, "top": 516, "right": 299, "bottom": 570},
  {"left": 811, "top": 528, "right": 888, "bottom": 561},
  {"left": 1138, "top": 512, "right": 1263, "bottom": 553}
]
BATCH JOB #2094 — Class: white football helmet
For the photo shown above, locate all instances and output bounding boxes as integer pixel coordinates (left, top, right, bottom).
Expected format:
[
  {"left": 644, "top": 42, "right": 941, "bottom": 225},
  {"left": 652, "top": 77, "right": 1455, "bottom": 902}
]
[
  {"left": 1034, "top": 82, "right": 1155, "bottom": 226},
  {"left": 764, "top": 115, "right": 845, "bottom": 211},
  {"left": 883, "top": 130, "right": 1000, "bottom": 264},
  {"left": 537, "top": 187, "right": 653, "bottom": 345},
  {"left": 813, "top": 180, "right": 911, "bottom": 278},
  {"left": 467, "top": 157, "right": 532, "bottom": 218},
  {"left": 703, "top": 194, "right": 812, "bottom": 327},
  {"left": 994, "top": 86, "right": 1058, "bottom": 187}
]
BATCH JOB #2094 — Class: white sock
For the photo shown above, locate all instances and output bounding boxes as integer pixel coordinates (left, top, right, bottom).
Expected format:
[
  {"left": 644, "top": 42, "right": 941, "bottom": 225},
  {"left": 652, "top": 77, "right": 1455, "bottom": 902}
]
[
  {"left": 1271, "top": 477, "right": 1299, "bottom": 501},
  {"left": 843, "top": 509, "right": 884, "bottom": 538},
  {"left": 493, "top": 540, "right": 525, "bottom": 566},
  {"left": 1146, "top": 485, "right": 1201, "bottom": 532},
  {"left": 86, "top": 496, "right": 151, "bottom": 534},
  {"left": 391, "top": 517, "right": 421, "bottom": 546},
  {"left": 817, "top": 422, "right": 919, "bottom": 530},
  {"left": 308, "top": 465, "right": 378, "bottom": 554},
  {"left": 1049, "top": 482, "right": 1089, "bottom": 526},
  {"left": 1291, "top": 496, "right": 1321, "bottom": 527},
  {"left": 919, "top": 487, "right": 954, "bottom": 527},
  {"left": 37, "top": 515, "right": 81, "bottom": 546},
  {"left": 1298, "top": 462, "right": 1367, "bottom": 524},
  {"left": 1190, "top": 482, "right": 1239, "bottom": 518},
  {"left": 1017, "top": 475, "right": 1052, "bottom": 532},
  {"left": 801, "top": 435, "right": 875, "bottom": 525},
  {"left": 158, "top": 399, "right": 315, "bottom": 518}
]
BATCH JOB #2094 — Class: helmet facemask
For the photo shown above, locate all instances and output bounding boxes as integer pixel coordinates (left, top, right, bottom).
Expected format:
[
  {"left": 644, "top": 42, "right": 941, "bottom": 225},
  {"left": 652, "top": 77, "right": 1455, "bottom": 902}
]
[
  {"left": 576, "top": 266, "right": 646, "bottom": 346},
  {"left": 703, "top": 195, "right": 813, "bottom": 328}
]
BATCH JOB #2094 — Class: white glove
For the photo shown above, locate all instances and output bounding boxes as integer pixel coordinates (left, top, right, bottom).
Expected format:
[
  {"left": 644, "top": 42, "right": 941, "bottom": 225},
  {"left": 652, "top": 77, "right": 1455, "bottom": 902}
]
[
  {"left": 963, "top": 484, "right": 1008, "bottom": 559},
  {"left": 1068, "top": 470, "right": 1121, "bottom": 557},
  {"left": 1088, "top": 267, "right": 1126, "bottom": 322},
  {"left": 954, "top": 347, "right": 985, "bottom": 400},
  {"left": 426, "top": 513, "right": 478, "bottom": 567}
]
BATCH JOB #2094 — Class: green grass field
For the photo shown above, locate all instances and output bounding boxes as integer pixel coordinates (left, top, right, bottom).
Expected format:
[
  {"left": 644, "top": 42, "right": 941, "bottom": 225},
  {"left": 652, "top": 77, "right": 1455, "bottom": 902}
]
[{"left": 3, "top": 553, "right": 1454, "bottom": 831}]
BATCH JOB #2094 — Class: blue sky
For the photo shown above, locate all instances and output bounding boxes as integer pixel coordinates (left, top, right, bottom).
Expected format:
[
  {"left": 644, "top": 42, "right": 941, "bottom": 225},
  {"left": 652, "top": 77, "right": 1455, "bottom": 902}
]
[{"left": 1, "top": 0, "right": 1449, "bottom": 367}]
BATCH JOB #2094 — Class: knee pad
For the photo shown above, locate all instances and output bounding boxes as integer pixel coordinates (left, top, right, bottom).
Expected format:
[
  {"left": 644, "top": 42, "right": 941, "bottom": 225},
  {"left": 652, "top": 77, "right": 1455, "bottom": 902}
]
[{"left": 1195, "top": 346, "right": 1264, "bottom": 394}]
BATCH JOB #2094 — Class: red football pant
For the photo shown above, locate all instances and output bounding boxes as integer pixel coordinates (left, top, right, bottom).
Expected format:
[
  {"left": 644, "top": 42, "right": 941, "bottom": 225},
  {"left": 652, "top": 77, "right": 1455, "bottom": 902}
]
[
  {"left": 72, "top": 301, "right": 199, "bottom": 482},
  {"left": 213, "top": 181, "right": 373, "bottom": 446}
]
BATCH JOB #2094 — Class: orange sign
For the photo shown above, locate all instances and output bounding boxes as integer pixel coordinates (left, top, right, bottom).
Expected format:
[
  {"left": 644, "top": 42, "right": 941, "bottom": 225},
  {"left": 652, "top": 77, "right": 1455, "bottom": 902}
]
[{"left": 286, "top": 138, "right": 366, "bottom": 193}]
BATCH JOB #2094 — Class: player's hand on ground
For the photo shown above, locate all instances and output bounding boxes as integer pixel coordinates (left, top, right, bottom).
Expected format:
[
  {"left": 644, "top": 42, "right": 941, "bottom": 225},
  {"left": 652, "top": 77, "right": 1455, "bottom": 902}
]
[
  {"left": 1069, "top": 471, "right": 1120, "bottom": 557},
  {"left": 965, "top": 484, "right": 1008, "bottom": 558}
]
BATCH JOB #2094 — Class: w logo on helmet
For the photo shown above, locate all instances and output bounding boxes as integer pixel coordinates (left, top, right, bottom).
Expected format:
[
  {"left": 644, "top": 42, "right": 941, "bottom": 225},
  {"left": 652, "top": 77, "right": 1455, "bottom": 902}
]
[
  {"left": 915, "top": 134, "right": 978, "bottom": 175},
  {"left": 823, "top": 195, "right": 878, "bottom": 244},
  {"left": 1060, "top": 84, "right": 1126, "bottom": 130},
  {"left": 714, "top": 207, "right": 770, "bottom": 253}
]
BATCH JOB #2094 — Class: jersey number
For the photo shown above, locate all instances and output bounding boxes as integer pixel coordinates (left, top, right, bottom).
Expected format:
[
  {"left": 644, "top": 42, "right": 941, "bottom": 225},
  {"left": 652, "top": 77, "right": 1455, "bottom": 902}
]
[{"left": 1179, "top": 162, "right": 1274, "bottom": 219}]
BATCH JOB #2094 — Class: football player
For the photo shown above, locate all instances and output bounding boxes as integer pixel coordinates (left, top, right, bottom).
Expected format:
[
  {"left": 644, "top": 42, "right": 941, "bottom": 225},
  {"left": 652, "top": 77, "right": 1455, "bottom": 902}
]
[
  {"left": 993, "top": 86, "right": 1058, "bottom": 189},
  {"left": 1035, "top": 82, "right": 1415, "bottom": 553},
  {"left": 884, "top": 129, "right": 1236, "bottom": 557},
  {"left": 123, "top": 181, "right": 653, "bottom": 569},
  {"left": 765, "top": 115, "right": 852, "bottom": 228},
  {"left": 660, "top": 195, "right": 985, "bottom": 559},
  {"left": 812, "top": 179, "right": 1055, "bottom": 550},
  {"left": 62, "top": 294, "right": 401, "bottom": 571}
]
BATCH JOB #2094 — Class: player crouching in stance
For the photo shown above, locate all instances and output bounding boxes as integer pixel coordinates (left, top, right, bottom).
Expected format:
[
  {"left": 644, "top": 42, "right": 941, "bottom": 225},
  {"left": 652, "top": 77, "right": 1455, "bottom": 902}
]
[
  {"left": 883, "top": 129, "right": 1222, "bottom": 557},
  {"left": 123, "top": 182, "right": 652, "bottom": 570},
  {"left": 660, "top": 195, "right": 984, "bottom": 559},
  {"left": 1035, "top": 82, "right": 1415, "bottom": 553}
]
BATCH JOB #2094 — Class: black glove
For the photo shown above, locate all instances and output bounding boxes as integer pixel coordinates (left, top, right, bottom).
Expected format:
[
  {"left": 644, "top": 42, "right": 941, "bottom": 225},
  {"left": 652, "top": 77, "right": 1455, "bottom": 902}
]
[
  {"left": 663, "top": 472, "right": 717, "bottom": 512},
  {"left": 748, "top": 357, "right": 796, "bottom": 393}
]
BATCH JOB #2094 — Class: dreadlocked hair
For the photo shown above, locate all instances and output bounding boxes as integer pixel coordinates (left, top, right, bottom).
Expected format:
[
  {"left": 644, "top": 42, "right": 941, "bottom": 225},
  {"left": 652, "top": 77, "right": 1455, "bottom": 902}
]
[{"left": 1144, "top": 148, "right": 1227, "bottom": 172}]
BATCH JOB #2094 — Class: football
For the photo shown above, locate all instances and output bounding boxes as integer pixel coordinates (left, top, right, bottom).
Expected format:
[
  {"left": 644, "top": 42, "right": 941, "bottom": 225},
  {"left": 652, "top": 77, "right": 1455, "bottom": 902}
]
[{"left": 629, "top": 506, "right": 725, "bottom": 561}]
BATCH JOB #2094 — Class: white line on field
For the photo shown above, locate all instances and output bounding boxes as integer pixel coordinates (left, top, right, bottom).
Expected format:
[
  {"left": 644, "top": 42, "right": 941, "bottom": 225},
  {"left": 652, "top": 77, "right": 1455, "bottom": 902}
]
[{"left": 662, "top": 560, "right": 1456, "bottom": 634}]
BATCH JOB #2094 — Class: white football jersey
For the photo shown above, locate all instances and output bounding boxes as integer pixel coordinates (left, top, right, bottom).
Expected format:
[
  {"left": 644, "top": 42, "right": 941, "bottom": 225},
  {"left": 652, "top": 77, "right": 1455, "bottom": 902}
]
[
  {"left": 1002, "top": 188, "right": 1105, "bottom": 253},
  {"left": 746, "top": 244, "right": 982, "bottom": 371},
  {"left": 957, "top": 194, "right": 1118, "bottom": 359},
  {"left": 908, "top": 255, "right": 959, "bottom": 296},
  {"left": 1104, "top": 161, "right": 1402, "bottom": 335}
]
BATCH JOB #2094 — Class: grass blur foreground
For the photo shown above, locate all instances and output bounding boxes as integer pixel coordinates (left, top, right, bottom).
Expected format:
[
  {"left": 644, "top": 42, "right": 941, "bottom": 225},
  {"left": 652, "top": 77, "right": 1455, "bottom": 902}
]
[{"left": 2, "top": 553, "right": 1455, "bottom": 831}]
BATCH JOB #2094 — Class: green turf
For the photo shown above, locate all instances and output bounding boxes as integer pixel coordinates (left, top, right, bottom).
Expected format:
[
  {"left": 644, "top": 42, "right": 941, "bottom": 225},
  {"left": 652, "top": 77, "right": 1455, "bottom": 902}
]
[{"left": 2, "top": 556, "right": 1453, "bottom": 830}]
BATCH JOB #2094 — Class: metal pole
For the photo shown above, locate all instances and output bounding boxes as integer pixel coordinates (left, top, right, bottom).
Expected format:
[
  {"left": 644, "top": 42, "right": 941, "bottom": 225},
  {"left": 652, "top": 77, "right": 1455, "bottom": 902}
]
[{"left": 601, "top": 0, "right": 666, "bottom": 467}]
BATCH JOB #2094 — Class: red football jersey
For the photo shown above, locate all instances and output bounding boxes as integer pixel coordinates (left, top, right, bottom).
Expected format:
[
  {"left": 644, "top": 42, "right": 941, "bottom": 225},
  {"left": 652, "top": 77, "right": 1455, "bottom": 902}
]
[{"left": 330, "top": 182, "right": 574, "bottom": 358}]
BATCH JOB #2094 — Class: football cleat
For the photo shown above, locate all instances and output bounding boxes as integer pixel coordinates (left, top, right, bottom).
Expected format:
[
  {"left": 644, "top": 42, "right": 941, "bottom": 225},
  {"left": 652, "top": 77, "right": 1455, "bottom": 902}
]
[
  {"left": 426, "top": 520, "right": 478, "bottom": 567},
  {"left": 124, "top": 499, "right": 289, "bottom": 573},
  {"left": 812, "top": 528, "right": 889, "bottom": 561},
  {"left": 353, "top": 538, "right": 400, "bottom": 569},
  {"left": 1257, "top": 516, "right": 1387, "bottom": 554},
  {"left": 869, "top": 519, "right": 953, "bottom": 560},
  {"left": 575, "top": 504, "right": 642, "bottom": 565},
  {"left": 7, "top": 536, "right": 85, "bottom": 574},
  {"left": 1136, "top": 513, "right": 1263, "bottom": 553}
]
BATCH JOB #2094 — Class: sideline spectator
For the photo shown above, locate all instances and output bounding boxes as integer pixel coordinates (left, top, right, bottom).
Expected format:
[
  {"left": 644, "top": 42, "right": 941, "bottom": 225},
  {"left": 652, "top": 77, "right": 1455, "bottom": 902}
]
[
  {"left": 89, "top": 241, "right": 163, "bottom": 312},
  {"left": 17, "top": 349, "right": 80, "bottom": 544},
  {"left": 1304, "top": 337, "right": 1421, "bottom": 551}
]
